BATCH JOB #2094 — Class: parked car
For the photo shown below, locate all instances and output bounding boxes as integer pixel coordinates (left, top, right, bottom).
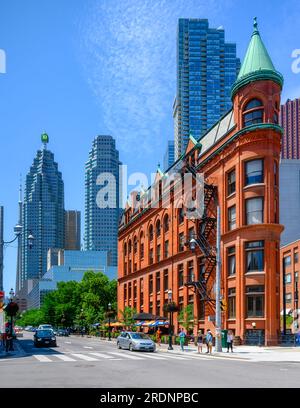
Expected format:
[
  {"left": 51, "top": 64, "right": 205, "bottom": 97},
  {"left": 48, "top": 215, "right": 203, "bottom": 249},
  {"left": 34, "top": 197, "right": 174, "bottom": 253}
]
[
  {"left": 34, "top": 329, "right": 57, "bottom": 347},
  {"left": 117, "top": 331, "right": 156, "bottom": 352},
  {"left": 38, "top": 324, "right": 53, "bottom": 330},
  {"left": 56, "top": 329, "right": 69, "bottom": 337}
]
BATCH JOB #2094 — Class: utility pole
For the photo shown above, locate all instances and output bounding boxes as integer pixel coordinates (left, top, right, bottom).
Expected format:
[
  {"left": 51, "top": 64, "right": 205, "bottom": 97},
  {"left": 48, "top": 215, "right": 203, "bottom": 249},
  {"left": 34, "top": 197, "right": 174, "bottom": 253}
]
[{"left": 215, "top": 205, "right": 222, "bottom": 352}]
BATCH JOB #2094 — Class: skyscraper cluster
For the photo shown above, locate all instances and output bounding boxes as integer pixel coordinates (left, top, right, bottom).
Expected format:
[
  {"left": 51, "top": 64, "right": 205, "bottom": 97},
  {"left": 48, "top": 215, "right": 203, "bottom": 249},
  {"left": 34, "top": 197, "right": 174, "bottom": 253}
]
[{"left": 15, "top": 133, "right": 120, "bottom": 301}]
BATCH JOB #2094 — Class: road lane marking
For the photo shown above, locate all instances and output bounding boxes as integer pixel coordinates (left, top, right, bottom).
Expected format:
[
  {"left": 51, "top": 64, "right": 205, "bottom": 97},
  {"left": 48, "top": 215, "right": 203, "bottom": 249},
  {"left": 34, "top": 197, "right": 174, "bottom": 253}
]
[
  {"left": 89, "top": 352, "right": 115, "bottom": 359},
  {"left": 33, "top": 355, "right": 52, "bottom": 362},
  {"left": 134, "top": 353, "right": 167, "bottom": 360},
  {"left": 71, "top": 354, "right": 99, "bottom": 361},
  {"left": 108, "top": 352, "right": 145, "bottom": 360},
  {"left": 83, "top": 346, "right": 93, "bottom": 349},
  {"left": 154, "top": 354, "right": 188, "bottom": 360},
  {"left": 54, "top": 355, "right": 76, "bottom": 362},
  {"left": 64, "top": 342, "right": 72, "bottom": 344}
]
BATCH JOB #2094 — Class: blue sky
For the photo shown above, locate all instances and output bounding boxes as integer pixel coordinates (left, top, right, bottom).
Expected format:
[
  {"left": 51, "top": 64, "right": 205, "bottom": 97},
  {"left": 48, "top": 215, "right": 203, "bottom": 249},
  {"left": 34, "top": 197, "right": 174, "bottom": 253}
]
[{"left": 0, "top": 0, "right": 300, "bottom": 294}]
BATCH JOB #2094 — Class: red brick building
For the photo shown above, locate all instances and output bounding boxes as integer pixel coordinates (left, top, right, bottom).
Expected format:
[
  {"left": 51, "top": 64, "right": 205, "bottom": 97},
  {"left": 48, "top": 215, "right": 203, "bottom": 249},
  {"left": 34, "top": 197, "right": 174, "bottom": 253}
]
[
  {"left": 118, "top": 21, "right": 284, "bottom": 345},
  {"left": 280, "top": 240, "right": 300, "bottom": 333}
]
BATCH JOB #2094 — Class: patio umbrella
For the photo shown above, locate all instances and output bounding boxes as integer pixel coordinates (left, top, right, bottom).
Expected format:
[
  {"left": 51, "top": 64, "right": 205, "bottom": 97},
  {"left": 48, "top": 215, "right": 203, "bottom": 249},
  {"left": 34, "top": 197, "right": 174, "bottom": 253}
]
[{"left": 134, "top": 321, "right": 145, "bottom": 326}]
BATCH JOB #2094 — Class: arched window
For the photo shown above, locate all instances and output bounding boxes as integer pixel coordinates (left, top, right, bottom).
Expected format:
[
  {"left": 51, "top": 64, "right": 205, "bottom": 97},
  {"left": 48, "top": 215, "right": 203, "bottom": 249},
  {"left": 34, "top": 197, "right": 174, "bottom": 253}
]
[
  {"left": 156, "top": 220, "right": 161, "bottom": 237},
  {"left": 133, "top": 236, "right": 137, "bottom": 253},
  {"left": 178, "top": 207, "right": 185, "bottom": 224},
  {"left": 124, "top": 242, "right": 127, "bottom": 256},
  {"left": 243, "top": 99, "right": 264, "bottom": 127},
  {"left": 128, "top": 240, "right": 132, "bottom": 254},
  {"left": 140, "top": 231, "right": 144, "bottom": 259},
  {"left": 149, "top": 225, "right": 153, "bottom": 241},
  {"left": 163, "top": 214, "right": 169, "bottom": 232}
]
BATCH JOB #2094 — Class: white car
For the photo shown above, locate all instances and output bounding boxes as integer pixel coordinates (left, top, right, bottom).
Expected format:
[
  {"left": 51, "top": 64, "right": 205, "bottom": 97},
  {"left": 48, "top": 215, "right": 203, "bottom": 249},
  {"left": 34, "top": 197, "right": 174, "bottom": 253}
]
[{"left": 38, "top": 324, "right": 53, "bottom": 330}]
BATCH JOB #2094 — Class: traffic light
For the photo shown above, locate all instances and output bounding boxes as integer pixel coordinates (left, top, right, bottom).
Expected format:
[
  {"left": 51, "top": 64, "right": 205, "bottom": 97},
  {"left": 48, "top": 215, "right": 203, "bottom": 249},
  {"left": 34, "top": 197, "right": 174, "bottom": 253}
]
[{"left": 220, "top": 299, "right": 227, "bottom": 312}]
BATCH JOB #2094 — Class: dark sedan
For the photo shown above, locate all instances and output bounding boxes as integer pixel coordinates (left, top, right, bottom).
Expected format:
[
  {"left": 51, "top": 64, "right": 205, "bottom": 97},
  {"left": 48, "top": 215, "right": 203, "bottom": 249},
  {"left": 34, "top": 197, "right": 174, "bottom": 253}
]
[{"left": 34, "top": 329, "right": 57, "bottom": 347}]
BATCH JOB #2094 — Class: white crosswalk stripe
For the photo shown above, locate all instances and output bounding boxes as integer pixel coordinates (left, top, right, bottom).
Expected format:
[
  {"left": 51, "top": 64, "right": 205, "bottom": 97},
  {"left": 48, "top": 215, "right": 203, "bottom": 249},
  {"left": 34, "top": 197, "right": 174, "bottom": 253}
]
[
  {"left": 107, "top": 352, "right": 145, "bottom": 360},
  {"left": 54, "top": 354, "right": 77, "bottom": 362},
  {"left": 33, "top": 355, "right": 52, "bottom": 362},
  {"left": 71, "top": 353, "right": 99, "bottom": 361},
  {"left": 155, "top": 353, "right": 187, "bottom": 360},
  {"left": 89, "top": 352, "right": 116, "bottom": 359},
  {"left": 133, "top": 353, "right": 167, "bottom": 360}
]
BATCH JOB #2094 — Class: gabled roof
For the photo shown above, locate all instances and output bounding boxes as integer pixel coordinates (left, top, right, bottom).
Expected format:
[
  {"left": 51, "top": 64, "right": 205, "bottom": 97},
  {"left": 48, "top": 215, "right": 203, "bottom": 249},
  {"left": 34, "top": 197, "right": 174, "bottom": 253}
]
[{"left": 231, "top": 18, "right": 283, "bottom": 98}]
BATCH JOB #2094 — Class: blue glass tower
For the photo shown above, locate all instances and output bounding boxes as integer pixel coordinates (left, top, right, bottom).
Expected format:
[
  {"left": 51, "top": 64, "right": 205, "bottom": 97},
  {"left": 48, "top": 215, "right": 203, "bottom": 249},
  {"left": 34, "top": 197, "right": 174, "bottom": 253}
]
[
  {"left": 163, "top": 140, "right": 175, "bottom": 171},
  {"left": 21, "top": 133, "right": 65, "bottom": 286},
  {"left": 84, "top": 135, "right": 121, "bottom": 266},
  {"left": 174, "top": 19, "right": 240, "bottom": 158}
]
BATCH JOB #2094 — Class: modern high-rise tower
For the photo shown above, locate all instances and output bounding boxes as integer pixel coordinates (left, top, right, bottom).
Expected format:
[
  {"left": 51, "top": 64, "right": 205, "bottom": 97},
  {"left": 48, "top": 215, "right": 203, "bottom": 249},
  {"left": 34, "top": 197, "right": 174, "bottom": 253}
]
[
  {"left": 163, "top": 140, "right": 175, "bottom": 171},
  {"left": 174, "top": 18, "right": 240, "bottom": 158},
  {"left": 280, "top": 98, "right": 300, "bottom": 159},
  {"left": 65, "top": 210, "right": 81, "bottom": 250},
  {"left": 84, "top": 135, "right": 121, "bottom": 266},
  {"left": 21, "top": 133, "right": 65, "bottom": 287},
  {"left": 0, "top": 206, "right": 3, "bottom": 292}
]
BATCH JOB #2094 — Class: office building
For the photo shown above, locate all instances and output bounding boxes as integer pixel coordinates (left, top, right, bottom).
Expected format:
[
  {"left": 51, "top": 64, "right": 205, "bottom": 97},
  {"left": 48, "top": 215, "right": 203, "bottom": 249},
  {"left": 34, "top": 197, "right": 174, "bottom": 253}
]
[
  {"left": 0, "top": 206, "right": 3, "bottom": 292},
  {"left": 280, "top": 98, "right": 300, "bottom": 159},
  {"left": 27, "top": 250, "right": 117, "bottom": 309},
  {"left": 163, "top": 140, "right": 175, "bottom": 171},
  {"left": 84, "top": 135, "right": 121, "bottom": 266},
  {"left": 65, "top": 210, "right": 81, "bottom": 250},
  {"left": 174, "top": 18, "right": 240, "bottom": 159},
  {"left": 21, "top": 133, "right": 65, "bottom": 287},
  {"left": 280, "top": 160, "right": 300, "bottom": 246}
]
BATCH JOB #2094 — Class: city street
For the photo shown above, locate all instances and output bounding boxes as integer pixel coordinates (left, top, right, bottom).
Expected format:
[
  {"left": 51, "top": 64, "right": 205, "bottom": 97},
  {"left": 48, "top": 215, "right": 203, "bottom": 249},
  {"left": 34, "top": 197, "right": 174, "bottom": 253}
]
[{"left": 0, "top": 332, "right": 300, "bottom": 388}]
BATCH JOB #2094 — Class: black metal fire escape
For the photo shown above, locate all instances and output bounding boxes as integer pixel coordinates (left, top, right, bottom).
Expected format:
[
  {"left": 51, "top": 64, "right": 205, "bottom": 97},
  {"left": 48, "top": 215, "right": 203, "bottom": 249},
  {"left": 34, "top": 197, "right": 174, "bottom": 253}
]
[{"left": 183, "top": 159, "right": 218, "bottom": 306}]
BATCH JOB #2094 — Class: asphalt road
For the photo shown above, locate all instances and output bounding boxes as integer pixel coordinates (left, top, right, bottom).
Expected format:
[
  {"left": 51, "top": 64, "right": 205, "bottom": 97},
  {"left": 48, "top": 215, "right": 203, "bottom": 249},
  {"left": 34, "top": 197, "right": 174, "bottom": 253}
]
[{"left": 0, "top": 332, "right": 299, "bottom": 388}]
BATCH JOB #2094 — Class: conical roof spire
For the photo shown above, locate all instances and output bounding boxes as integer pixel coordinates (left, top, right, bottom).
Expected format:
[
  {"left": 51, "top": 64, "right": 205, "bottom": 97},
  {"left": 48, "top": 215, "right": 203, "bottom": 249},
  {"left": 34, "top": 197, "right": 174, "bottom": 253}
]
[{"left": 231, "top": 18, "right": 283, "bottom": 98}]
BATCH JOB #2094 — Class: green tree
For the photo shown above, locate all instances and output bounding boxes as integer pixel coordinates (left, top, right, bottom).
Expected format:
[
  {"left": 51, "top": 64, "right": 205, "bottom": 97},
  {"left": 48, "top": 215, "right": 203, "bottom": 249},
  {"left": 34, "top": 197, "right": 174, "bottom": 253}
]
[
  {"left": 16, "top": 309, "right": 45, "bottom": 327},
  {"left": 119, "top": 306, "right": 136, "bottom": 329},
  {"left": 178, "top": 304, "right": 194, "bottom": 333}
]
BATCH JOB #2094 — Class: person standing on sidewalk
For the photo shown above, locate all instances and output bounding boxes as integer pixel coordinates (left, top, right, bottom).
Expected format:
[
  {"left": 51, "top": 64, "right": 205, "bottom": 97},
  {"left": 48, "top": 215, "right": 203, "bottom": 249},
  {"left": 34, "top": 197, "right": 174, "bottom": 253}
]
[
  {"left": 227, "top": 330, "right": 234, "bottom": 352},
  {"left": 197, "top": 330, "right": 204, "bottom": 353},
  {"left": 205, "top": 329, "right": 213, "bottom": 355},
  {"left": 179, "top": 328, "right": 186, "bottom": 352},
  {"left": 156, "top": 328, "right": 162, "bottom": 347}
]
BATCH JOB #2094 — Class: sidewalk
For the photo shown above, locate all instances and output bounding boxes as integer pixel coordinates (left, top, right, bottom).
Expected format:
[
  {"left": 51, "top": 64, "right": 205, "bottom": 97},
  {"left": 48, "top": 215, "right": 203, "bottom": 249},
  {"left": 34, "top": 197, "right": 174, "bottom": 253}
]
[
  {"left": 157, "top": 342, "right": 300, "bottom": 362},
  {"left": 0, "top": 340, "right": 26, "bottom": 359}
]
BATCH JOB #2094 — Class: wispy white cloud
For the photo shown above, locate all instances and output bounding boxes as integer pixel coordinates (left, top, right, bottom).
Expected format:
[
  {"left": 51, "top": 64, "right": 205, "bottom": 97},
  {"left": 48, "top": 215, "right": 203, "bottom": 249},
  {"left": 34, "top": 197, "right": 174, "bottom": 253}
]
[{"left": 77, "top": 0, "right": 229, "bottom": 157}]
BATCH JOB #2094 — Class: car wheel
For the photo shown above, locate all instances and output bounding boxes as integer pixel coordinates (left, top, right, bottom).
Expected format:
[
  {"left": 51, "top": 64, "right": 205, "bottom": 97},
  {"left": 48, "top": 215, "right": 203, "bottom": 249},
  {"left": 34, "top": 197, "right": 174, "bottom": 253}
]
[
  {"left": 129, "top": 343, "right": 133, "bottom": 352},
  {"left": 117, "top": 342, "right": 121, "bottom": 349}
]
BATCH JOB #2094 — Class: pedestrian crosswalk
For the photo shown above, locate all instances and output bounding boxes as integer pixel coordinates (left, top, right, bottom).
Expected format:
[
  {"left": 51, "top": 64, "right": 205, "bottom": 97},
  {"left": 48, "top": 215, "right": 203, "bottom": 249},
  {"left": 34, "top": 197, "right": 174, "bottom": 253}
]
[{"left": 31, "top": 350, "right": 214, "bottom": 364}]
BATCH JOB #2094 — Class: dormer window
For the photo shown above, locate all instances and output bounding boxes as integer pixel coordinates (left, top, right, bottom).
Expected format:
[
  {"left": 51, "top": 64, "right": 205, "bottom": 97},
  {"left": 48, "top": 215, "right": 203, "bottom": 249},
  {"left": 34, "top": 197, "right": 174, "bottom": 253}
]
[{"left": 243, "top": 99, "right": 264, "bottom": 127}]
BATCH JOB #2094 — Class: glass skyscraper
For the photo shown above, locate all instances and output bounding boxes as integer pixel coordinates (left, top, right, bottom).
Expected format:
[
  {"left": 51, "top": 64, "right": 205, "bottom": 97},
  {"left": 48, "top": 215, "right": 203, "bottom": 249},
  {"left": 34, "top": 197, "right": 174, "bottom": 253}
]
[
  {"left": 174, "top": 18, "right": 240, "bottom": 158},
  {"left": 163, "top": 140, "right": 175, "bottom": 171},
  {"left": 21, "top": 134, "right": 65, "bottom": 287},
  {"left": 84, "top": 135, "right": 121, "bottom": 266}
]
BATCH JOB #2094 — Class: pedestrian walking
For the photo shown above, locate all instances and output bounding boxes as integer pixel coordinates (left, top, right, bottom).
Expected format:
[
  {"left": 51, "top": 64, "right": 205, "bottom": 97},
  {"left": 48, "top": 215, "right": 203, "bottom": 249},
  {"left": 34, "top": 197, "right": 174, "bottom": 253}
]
[
  {"left": 227, "top": 330, "right": 234, "bottom": 352},
  {"left": 156, "top": 328, "right": 162, "bottom": 347},
  {"left": 179, "top": 328, "right": 186, "bottom": 352},
  {"left": 5, "top": 329, "right": 13, "bottom": 353},
  {"left": 205, "top": 329, "right": 213, "bottom": 355},
  {"left": 197, "top": 330, "right": 204, "bottom": 353}
]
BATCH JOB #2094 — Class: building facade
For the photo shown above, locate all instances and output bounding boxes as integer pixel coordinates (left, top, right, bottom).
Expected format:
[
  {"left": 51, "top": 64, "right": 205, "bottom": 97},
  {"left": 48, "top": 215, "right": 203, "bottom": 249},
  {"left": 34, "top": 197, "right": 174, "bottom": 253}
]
[
  {"left": 280, "top": 98, "right": 300, "bottom": 159},
  {"left": 118, "top": 20, "right": 283, "bottom": 345},
  {"left": 21, "top": 133, "right": 65, "bottom": 287},
  {"left": 174, "top": 18, "right": 240, "bottom": 159},
  {"left": 279, "top": 160, "right": 300, "bottom": 246},
  {"left": 280, "top": 240, "right": 300, "bottom": 333},
  {"left": 0, "top": 206, "right": 3, "bottom": 291},
  {"left": 84, "top": 135, "right": 121, "bottom": 266},
  {"left": 163, "top": 140, "right": 175, "bottom": 171},
  {"left": 27, "top": 250, "right": 117, "bottom": 309},
  {"left": 65, "top": 210, "right": 81, "bottom": 250}
]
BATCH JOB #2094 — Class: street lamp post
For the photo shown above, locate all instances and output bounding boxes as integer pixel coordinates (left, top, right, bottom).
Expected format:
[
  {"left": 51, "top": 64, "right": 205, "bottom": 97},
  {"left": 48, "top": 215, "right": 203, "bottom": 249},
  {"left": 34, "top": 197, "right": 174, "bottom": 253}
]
[
  {"left": 8, "top": 288, "right": 15, "bottom": 351},
  {"left": 167, "top": 289, "right": 173, "bottom": 350},
  {"left": 108, "top": 302, "right": 112, "bottom": 341}
]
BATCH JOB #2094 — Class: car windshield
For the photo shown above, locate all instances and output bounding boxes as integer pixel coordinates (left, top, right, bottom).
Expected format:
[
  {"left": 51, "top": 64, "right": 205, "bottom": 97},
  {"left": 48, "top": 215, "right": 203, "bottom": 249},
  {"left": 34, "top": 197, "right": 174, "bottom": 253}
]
[
  {"left": 130, "top": 333, "right": 150, "bottom": 340},
  {"left": 37, "top": 330, "right": 53, "bottom": 337}
]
